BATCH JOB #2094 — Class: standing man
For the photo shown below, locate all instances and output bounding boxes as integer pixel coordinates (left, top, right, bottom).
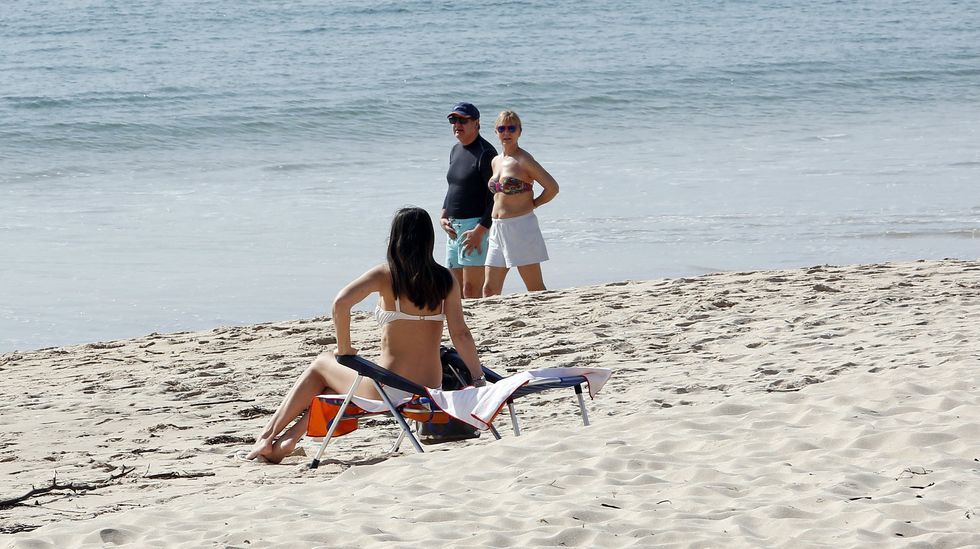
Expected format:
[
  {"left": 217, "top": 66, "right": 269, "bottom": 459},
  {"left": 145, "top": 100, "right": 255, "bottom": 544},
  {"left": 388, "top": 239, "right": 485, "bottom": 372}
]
[{"left": 441, "top": 102, "right": 497, "bottom": 298}]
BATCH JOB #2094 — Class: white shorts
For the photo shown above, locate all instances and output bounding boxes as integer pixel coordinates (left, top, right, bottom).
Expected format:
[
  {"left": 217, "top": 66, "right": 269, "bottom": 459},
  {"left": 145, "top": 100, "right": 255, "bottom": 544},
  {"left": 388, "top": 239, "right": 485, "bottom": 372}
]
[{"left": 485, "top": 211, "right": 549, "bottom": 268}]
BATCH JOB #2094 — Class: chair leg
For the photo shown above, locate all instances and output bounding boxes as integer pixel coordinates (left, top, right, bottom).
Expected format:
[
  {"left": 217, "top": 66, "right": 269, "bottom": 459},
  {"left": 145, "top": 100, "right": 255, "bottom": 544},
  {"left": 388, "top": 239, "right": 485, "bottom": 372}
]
[
  {"left": 575, "top": 384, "right": 591, "bottom": 426},
  {"left": 507, "top": 400, "right": 521, "bottom": 436},
  {"left": 390, "top": 428, "right": 407, "bottom": 453},
  {"left": 488, "top": 423, "right": 502, "bottom": 440},
  {"left": 310, "top": 376, "right": 363, "bottom": 469},
  {"left": 372, "top": 380, "right": 424, "bottom": 454}
]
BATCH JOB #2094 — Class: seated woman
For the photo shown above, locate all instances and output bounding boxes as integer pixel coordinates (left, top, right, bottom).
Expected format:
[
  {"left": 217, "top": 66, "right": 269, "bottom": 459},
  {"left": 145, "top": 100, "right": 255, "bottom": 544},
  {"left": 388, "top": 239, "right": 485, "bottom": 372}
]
[{"left": 246, "top": 207, "right": 484, "bottom": 463}]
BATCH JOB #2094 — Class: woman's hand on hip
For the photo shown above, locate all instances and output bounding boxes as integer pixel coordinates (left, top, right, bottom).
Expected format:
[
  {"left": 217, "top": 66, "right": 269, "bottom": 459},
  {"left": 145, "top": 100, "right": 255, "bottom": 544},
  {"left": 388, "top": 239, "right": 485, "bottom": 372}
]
[{"left": 333, "top": 346, "right": 358, "bottom": 357}]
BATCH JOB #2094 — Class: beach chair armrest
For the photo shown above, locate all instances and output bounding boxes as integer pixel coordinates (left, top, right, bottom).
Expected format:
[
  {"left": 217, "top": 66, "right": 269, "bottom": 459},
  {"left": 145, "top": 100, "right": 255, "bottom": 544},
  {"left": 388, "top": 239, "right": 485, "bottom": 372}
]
[
  {"left": 482, "top": 365, "right": 506, "bottom": 383},
  {"left": 335, "top": 355, "right": 425, "bottom": 395}
]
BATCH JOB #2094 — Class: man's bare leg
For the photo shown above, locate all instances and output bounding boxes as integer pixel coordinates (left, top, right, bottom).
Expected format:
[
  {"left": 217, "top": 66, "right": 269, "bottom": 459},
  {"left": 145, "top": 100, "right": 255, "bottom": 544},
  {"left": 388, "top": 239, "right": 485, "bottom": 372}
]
[{"left": 461, "top": 265, "right": 485, "bottom": 298}]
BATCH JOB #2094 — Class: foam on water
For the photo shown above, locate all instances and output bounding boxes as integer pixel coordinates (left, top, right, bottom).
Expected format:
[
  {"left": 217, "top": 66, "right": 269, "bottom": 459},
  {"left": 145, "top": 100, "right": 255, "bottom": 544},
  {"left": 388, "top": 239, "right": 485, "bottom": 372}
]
[{"left": 1, "top": 0, "right": 978, "bottom": 351}]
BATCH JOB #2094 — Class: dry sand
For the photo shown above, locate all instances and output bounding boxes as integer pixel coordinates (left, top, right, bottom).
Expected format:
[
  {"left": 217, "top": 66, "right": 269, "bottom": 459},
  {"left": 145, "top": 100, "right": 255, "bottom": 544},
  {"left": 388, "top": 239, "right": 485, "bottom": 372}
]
[{"left": 1, "top": 259, "right": 978, "bottom": 547}]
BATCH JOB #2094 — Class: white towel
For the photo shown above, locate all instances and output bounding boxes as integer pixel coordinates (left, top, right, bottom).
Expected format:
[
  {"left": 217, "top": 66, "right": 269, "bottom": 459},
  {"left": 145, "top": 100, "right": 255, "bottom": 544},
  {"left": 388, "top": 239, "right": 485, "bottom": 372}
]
[
  {"left": 324, "top": 386, "right": 415, "bottom": 414},
  {"left": 426, "top": 367, "right": 613, "bottom": 430}
]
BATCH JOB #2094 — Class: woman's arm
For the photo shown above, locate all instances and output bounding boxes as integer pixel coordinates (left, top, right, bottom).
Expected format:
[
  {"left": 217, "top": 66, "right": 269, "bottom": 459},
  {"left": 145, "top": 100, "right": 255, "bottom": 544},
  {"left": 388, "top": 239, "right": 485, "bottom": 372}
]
[
  {"left": 524, "top": 153, "right": 559, "bottom": 208},
  {"left": 331, "top": 264, "right": 386, "bottom": 355},
  {"left": 443, "top": 277, "right": 484, "bottom": 382}
]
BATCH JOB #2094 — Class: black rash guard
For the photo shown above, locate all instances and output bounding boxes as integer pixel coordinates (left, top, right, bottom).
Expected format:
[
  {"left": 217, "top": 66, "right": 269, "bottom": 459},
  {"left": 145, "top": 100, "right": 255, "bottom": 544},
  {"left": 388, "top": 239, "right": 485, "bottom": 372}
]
[{"left": 443, "top": 135, "right": 497, "bottom": 229}]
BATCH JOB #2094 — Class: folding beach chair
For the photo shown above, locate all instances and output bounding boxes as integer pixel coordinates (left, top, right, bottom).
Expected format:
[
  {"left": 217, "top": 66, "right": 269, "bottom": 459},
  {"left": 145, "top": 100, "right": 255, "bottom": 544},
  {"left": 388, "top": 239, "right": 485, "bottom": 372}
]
[{"left": 308, "top": 354, "right": 610, "bottom": 469}]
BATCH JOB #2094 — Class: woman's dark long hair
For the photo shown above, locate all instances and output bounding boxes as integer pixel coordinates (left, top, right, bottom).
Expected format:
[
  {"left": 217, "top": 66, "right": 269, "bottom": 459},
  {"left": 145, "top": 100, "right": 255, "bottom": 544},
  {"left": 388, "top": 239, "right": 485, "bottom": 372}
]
[{"left": 387, "top": 207, "right": 454, "bottom": 310}]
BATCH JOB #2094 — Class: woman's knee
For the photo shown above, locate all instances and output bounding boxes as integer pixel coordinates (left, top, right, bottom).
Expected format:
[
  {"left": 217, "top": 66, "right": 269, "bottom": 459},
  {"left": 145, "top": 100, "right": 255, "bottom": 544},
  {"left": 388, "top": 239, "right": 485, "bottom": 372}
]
[{"left": 309, "top": 354, "right": 336, "bottom": 377}]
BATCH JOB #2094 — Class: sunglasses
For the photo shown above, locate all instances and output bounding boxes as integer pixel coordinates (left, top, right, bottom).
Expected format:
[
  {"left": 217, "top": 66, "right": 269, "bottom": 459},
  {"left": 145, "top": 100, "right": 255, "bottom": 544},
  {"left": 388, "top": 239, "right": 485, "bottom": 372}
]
[
  {"left": 448, "top": 116, "right": 472, "bottom": 125},
  {"left": 496, "top": 125, "right": 519, "bottom": 133}
]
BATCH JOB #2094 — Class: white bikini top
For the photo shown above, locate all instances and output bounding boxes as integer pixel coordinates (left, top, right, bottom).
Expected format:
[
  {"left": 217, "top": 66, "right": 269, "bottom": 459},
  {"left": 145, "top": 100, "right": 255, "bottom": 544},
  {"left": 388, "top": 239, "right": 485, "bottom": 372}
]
[{"left": 374, "top": 297, "right": 446, "bottom": 326}]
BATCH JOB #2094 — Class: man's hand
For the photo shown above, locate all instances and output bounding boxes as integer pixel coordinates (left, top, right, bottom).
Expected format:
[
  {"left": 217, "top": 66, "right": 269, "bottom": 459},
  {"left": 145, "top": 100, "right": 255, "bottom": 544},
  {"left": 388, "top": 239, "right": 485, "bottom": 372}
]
[
  {"left": 441, "top": 217, "right": 457, "bottom": 239},
  {"left": 461, "top": 225, "right": 487, "bottom": 256}
]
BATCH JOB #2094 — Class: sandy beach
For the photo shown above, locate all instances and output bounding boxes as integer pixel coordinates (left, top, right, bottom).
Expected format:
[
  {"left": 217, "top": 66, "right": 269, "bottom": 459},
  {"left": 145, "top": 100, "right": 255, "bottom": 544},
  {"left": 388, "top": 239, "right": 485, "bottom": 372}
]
[{"left": 2, "top": 259, "right": 978, "bottom": 547}]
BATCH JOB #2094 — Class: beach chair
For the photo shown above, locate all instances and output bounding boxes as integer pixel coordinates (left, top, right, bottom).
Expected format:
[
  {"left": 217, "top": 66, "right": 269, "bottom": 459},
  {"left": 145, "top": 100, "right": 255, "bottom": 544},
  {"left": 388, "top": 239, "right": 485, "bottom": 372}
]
[{"left": 307, "top": 355, "right": 611, "bottom": 469}]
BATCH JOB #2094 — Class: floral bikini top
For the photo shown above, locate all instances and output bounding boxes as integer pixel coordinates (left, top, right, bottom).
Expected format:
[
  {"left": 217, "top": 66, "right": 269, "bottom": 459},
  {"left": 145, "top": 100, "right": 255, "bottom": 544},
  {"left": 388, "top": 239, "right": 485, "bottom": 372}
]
[
  {"left": 488, "top": 175, "right": 533, "bottom": 195},
  {"left": 374, "top": 298, "right": 446, "bottom": 326}
]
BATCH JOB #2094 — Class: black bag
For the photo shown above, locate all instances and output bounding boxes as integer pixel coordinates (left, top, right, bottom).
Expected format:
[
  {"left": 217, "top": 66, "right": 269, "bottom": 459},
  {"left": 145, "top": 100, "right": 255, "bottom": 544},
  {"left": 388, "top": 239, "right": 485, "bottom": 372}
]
[
  {"left": 439, "top": 346, "right": 473, "bottom": 390},
  {"left": 419, "top": 347, "right": 480, "bottom": 443}
]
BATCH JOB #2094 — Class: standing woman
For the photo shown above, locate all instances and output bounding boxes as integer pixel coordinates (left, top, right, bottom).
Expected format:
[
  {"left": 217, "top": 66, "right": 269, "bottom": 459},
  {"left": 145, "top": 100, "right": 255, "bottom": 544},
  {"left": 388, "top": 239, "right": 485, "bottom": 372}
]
[
  {"left": 482, "top": 111, "right": 560, "bottom": 296},
  {"left": 246, "top": 207, "right": 484, "bottom": 464}
]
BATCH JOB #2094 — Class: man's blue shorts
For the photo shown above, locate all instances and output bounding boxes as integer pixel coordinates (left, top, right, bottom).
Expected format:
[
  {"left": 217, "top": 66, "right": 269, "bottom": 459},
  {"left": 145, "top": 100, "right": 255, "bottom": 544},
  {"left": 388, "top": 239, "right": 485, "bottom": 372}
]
[{"left": 445, "top": 217, "right": 489, "bottom": 269}]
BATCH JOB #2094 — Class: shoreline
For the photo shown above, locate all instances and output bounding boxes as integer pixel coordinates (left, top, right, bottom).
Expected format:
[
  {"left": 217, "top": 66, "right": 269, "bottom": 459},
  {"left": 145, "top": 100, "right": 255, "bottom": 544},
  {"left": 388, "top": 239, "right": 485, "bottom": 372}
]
[
  {"left": 6, "top": 251, "right": 979, "bottom": 356},
  {"left": 2, "top": 259, "right": 978, "bottom": 546}
]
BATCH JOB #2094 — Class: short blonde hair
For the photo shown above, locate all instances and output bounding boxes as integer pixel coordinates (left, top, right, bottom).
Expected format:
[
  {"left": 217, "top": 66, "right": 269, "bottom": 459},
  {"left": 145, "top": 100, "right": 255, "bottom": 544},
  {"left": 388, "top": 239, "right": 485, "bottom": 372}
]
[{"left": 494, "top": 110, "right": 522, "bottom": 129}]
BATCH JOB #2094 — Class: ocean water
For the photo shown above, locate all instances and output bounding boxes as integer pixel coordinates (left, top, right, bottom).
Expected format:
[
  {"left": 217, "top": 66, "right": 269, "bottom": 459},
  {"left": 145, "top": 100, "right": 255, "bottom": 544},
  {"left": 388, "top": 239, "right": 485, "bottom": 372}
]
[{"left": 1, "top": 0, "right": 978, "bottom": 352}]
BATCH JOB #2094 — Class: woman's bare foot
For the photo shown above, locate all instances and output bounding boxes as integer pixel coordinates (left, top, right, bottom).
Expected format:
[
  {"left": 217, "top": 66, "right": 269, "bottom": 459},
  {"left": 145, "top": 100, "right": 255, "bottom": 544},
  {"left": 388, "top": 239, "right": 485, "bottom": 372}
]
[
  {"left": 265, "top": 434, "right": 301, "bottom": 464},
  {"left": 255, "top": 413, "right": 310, "bottom": 464},
  {"left": 245, "top": 438, "right": 274, "bottom": 461}
]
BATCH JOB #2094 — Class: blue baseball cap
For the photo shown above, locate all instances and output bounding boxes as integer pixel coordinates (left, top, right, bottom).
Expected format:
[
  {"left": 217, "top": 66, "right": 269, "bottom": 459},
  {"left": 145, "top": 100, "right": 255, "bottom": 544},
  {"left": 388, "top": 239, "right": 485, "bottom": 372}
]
[{"left": 448, "top": 102, "right": 480, "bottom": 120}]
